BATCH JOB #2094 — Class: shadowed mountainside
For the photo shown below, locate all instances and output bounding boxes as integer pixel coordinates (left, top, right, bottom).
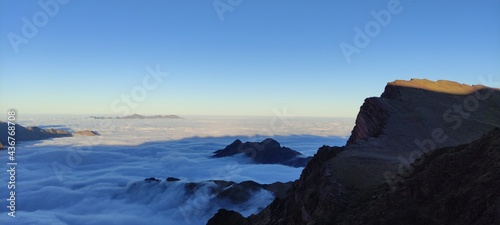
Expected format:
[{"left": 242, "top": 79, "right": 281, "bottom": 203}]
[
  {"left": 209, "top": 128, "right": 500, "bottom": 225},
  {"left": 207, "top": 79, "right": 500, "bottom": 225},
  {"left": 337, "top": 128, "right": 500, "bottom": 225}
]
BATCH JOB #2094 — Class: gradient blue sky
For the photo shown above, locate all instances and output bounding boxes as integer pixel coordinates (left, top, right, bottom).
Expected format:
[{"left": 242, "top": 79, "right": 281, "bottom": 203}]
[{"left": 1, "top": 0, "right": 499, "bottom": 117}]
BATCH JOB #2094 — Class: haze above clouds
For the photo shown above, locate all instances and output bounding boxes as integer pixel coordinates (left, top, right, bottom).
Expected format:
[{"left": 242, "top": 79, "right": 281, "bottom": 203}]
[{"left": 2, "top": 116, "right": 350, "bottom": 225}]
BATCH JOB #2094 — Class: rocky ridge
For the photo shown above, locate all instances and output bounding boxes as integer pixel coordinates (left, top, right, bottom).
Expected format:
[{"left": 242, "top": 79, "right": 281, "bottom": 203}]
[
  {"left": 0, "top": 122, "right": 99, "bottom": 148},
  {"left": 123, "top": 177, "right": 293, "bottom": 217},
  {"left": 213, "top": 138, "right": 312, "bottom": 167},
  {"left": 140, "top": 177, "right": 293, "bottom": 202}
]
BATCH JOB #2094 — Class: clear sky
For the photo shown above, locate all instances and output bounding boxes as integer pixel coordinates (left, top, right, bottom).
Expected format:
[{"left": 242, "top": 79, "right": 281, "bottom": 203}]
[{"left": 1, "top": 0, "right": 499, "bottom": 117}]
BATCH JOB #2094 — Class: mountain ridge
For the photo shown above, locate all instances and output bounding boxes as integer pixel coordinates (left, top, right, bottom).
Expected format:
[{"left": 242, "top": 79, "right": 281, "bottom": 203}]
[
  {"left": 207, "top": 78, "right": 500, "bottom": 225},
  {"left": 212, "top": 138, "right": 312, "bottom": 167},
  {"left": 90, "top": 114, "right": 181, "bottom": 119},
  {"left": 0, "top": 122, "right": 99, "bottom": 148}
]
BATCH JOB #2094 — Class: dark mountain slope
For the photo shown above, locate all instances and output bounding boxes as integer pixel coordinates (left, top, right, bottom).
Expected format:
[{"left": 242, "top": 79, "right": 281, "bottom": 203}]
[{"left": 338, "top": 128, "right": 500, "bottom": 225}]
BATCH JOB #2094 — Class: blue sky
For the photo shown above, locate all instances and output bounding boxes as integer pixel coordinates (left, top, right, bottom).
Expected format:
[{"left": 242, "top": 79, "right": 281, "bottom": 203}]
[{"left": 1, "top": 0, "right": 499, "bottom": 117}]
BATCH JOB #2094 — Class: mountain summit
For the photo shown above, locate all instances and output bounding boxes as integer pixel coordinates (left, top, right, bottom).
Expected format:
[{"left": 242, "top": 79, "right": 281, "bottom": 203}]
[{"left": 213, "top": 138, "right": 312, "bottom": 167}]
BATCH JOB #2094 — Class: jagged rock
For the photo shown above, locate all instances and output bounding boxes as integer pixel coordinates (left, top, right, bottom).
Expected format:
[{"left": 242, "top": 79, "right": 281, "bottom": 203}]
[
  {"left": 213, "top": 138, "right": 312, "bottom": 167},
  {"left": 346, "top": 97, "right": 390, "bottom": 144}
]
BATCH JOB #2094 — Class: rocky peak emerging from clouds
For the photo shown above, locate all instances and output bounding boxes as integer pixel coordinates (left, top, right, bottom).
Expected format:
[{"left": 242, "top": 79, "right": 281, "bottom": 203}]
[
  {"left": 213, "top": 138, "right": 312, "bottom": 167},
  {"left": 0, "top": 122, "right": 99, "bottom": 148}
]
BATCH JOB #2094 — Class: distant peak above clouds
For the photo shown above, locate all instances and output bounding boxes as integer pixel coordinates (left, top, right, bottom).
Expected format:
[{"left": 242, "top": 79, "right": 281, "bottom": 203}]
[
  {"left": 90, "top": 114, "right": 181, "bottom": 119},
  {"left": 0, "top": 122, "right": 99, "bottom": 148}
]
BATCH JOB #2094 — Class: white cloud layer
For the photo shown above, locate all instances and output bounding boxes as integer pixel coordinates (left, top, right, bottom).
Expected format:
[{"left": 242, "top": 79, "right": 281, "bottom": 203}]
[{"left": 1, "top": 115, "right": 352, "bottom": 224}]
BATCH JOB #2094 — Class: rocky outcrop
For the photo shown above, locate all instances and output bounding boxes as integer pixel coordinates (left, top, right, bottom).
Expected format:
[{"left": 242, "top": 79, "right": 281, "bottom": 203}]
[
  {"left": 213, "top": 138, "right": 312, "bottom": 167},
  {"left": 207, "top": 79, "right": 500, "bottom": 225},
  {"left": 349, "top": 79, "right": 497, "bottom": 146},
  {"left": 250, "top": 146, "right": 345, "bottom": 225},
  {"left": 0, "top": 122, "right": 99, "bottom": 147},
  {"left": 346, "top": 97, "right": 390, "bottom": 144}
]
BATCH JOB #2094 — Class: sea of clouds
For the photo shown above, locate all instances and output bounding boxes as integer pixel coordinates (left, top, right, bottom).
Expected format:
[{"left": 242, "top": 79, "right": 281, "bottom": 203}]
[{"left": 1, "top": 115, "right": 353, "bottom": 225}]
